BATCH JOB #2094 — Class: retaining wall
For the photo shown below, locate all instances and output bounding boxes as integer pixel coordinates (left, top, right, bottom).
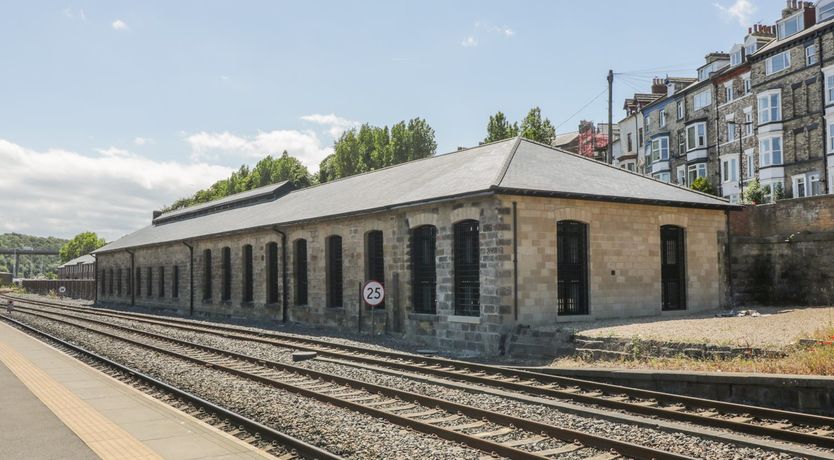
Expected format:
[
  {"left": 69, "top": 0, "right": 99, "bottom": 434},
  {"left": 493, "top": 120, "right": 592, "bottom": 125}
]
[{"left": 21, "top": 279, "right": 96, "bottom": 300}]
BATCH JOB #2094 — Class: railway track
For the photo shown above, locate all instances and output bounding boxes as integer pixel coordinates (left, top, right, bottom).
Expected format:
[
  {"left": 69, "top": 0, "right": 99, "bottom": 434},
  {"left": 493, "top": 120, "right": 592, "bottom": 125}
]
[
  {"left": 0, "top": 314, "right": 341, "bottom": 460},
  {"left": 5, "top": 295, "right": 834, "bottom": 455},
  {"left": 5, "top": 304, "right": 692, "bottom": 460}
]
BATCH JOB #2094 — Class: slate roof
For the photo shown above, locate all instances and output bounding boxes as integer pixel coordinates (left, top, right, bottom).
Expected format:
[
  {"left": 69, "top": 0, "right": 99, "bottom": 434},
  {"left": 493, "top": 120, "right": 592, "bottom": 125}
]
[
  {"left": 59, "top": 254, "right": 95, "bottom": 267},
  {"left": 754, "top": 18, "right": 832, "bottom": 56},
  {"left": 96, "top": 138, "right": 734, "bottom": 254},
  {"left": 154, "top": 181, "right": 293, "bottom": 224}
]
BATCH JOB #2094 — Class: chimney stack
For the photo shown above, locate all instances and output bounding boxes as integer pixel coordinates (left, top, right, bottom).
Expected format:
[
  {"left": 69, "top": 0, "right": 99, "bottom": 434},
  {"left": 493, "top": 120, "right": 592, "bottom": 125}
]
[{"left": 651, "top": 77, "right": 667, "bottom": 95}]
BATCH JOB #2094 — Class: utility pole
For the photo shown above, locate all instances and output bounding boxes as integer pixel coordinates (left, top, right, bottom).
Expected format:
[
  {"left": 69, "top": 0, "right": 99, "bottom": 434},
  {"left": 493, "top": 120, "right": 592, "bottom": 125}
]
[{"left": 607, "top": 69, "right": 614, "bottom": 164}]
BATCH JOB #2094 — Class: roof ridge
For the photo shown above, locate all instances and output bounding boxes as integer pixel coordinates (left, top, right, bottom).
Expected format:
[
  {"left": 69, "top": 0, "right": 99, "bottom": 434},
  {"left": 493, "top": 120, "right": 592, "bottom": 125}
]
[{"left": 492, "top": 136, "right": 524, "bottom": 187}]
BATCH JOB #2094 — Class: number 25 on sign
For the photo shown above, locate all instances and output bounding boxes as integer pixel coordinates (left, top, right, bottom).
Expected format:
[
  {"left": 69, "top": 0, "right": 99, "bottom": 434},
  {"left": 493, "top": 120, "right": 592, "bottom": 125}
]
[{"left": 362, "top": 280, "right": 384, "bottom": 307}]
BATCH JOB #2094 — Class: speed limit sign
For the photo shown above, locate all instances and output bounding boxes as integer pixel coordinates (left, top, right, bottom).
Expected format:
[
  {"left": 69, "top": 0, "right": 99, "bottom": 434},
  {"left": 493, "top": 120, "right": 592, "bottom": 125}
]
[
  {"left": 58, "top": 286, "right": 66, "bottom": 294},
  {"left": 362, "top": 280, "right": 385, "bottom": 307}
]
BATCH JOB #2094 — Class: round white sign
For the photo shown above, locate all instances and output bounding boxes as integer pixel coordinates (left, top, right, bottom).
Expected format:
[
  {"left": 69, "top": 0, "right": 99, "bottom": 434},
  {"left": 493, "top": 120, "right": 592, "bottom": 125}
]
[
  {"left": 58, "top": 286, "right": 66, "bottom": 294},
  {"left": 362, "top": 280, "right": 385, "bottom": 307}
]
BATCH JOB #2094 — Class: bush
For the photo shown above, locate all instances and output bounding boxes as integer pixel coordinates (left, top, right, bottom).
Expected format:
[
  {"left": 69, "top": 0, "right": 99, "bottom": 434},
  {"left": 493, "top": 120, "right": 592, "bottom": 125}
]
[
  {"left": 690, "top": 176, "right": 716, "bottom": 195},
  {"left": 744, "top": 178, "right": 765, "bottom": 204}
]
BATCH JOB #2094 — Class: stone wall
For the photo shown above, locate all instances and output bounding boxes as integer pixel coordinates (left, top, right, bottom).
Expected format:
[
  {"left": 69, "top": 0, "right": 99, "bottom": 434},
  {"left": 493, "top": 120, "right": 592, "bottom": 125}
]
[{"left": 730, "top": 195, "right": 834, "bottom": 305}]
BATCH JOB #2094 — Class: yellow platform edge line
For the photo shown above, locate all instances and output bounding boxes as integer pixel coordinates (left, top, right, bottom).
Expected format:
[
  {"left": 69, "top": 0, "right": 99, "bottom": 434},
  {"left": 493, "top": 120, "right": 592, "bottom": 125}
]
[{"left": 0, "top": 341, "right": 163, "bottom": 460}]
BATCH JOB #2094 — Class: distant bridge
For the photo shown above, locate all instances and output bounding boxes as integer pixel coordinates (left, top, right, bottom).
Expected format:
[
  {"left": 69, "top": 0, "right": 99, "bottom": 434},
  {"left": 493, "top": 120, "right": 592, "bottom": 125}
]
[{"left": 0, "top": 248, "right": 61, "bottom": 278}]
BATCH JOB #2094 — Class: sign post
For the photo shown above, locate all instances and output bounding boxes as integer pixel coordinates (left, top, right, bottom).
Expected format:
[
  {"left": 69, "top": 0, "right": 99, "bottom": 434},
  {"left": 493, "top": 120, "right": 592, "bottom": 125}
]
[
  {"left": 362, "top": 280, "right": 385, "bottom": 335},
  {"left": 58, "top": 285, "right": 66, "bottom": 299}
]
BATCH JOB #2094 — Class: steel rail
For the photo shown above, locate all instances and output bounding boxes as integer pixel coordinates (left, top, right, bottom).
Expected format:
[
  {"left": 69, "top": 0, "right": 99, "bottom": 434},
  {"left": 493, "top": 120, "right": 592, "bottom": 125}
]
[
  {"left": 0, "top": 314, "right": 342, "bottom": 460},
  {"left": 11, "top": 305, "right": 693, "bottom": 460}
]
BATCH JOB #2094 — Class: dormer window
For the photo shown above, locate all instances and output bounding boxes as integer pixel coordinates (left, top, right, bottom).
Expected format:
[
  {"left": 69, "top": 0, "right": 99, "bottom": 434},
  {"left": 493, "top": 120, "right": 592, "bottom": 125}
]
[
  {"left": 730, "top": 50, "right": 743, "bottom": 66},
  {"left": 777, "top": 12, "right": 803, "bottom": 40},
  {"left": 819, "top": 0, "right": 834, "bottom": 22}
]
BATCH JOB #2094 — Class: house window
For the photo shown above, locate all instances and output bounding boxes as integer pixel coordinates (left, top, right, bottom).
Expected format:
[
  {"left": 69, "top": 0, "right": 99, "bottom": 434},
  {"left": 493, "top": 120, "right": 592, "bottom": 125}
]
[
  {"left": 411, "top": 225, "right": 437, "bottom": 314},
  {"left": 806, "top": 44, "right": 818, "bottom": 66},
  {"left": 677, "top": 130, "right": 686, "bottom": 155},
  {"left": 810, "top": 173, "right": 822, "bottom": 196},
  {"left": 677, "top": 100, "right": 684, "bottom": 120},
  {"left": 626, "top": 133, "right": 633, "bottom": 152},
  {"left": 722, "top": 158, "right": 739, "bottom": 182},
  {"left": 746, "top": 42, "right": 758, "bottom": 56},
  {"left": 758, "top": 92, "right": 781, "bottom": 124},
  {"left": 793, "top": 175, "right": 807, "bottom": 198},
  {"left": 759, "top": 136, "right": 783, "bottom": 166},
  {"left": 242, "top": 244, "right": 253, "bottom": 303},
  {"left": 827, "top": 75, "right": 834, "bottom": 104},
  {"left": 627, "top": 163, "right": 635, "bottom": 171},
  {"left": 766, "top": 51, "right": 791, "bottom": 75},
  {"left": 146, "top": 266, "right": 152, "bottom": 298},
  {"left": 221, "top": 246, "right": 231, "bottom": 301},
  {"left": 725, "top": 85, "right": 734, "bottom": 103},
  {"left": 743, "top": 76, "right": 751, "bottom": 95},
  {"left": 820, "top": 0, "right": 834, "bottom": 21},
  {"left": 203, "top": 249, "right": 212, "bottom": 301},
  {"left": 829, "top": 122, "right": 834, "bottom": 151},
  {"left": 731, "top": 50, "right": 742, "bottom": 66},
  {"left": 638, "top": 127, "right": 644, "bottom": 145},
  {"left": 745, "top": 150, "right": 755, "bottom": 179},
  {"left": 266, "top": 242, "right": 279, "bottom": 305},
  {"left": 651, "top": 137, "right": 669, "bottom": 162},
  {"left": 172, "top": 265, "right": 179, "bottom": 299},
  {"left": 688, "top": 163, "right": 707, "bottom": 184},
  {"left": 659, "top": 109, "right": 667, "bottom": 128},
  {"left": 158, "top": 266, "right": 165, "bottom": 298},
  {"left": 294, "top": 239, "right": 308, "bottom": 306},
  {"left": 727, "top": 122, "right": 737, "bottom": 143},
  {"left": 326, "top": 235, "right": 343, "bottom": 308},
  {"left": 453, "top": 220, "right": 480, "bottom": 317},
  {"left": 653, "top": 172, "right": 671, "bottom": 182},
  {"left": 676, "top": 165, "right": 687, "bottom": 185},
  {"left": 686, "top": 122, "right": 707, "bottom": 150},
  {"left": 778, "top": 13, "right": 803, "bottom": 40},
  {"left": 763, "top": 180, "right": 784, "bottom": 202},
  {"left": 693, "top": 89, "right": 712, "bottom": 111},
  {"left": 744, "top": 110, "right": 753, "bottom": 135}
]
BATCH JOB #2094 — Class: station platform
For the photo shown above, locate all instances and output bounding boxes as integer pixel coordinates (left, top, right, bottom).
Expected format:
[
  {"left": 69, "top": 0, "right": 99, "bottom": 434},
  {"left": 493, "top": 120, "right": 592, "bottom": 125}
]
[{"left": 0, "top": 320, "right": 275, "bottom": 460}]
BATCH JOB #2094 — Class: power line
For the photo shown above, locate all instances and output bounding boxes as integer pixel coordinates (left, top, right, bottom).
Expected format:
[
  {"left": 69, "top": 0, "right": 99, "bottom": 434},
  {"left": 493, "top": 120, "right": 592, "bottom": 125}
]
[{"left": 555, "top": 87, "right": 608, "bottom": 131}]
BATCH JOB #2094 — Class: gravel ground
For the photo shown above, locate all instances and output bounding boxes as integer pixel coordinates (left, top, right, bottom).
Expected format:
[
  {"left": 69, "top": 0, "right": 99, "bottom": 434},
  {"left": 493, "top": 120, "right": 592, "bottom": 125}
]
[
  {"left": 572, "top": 306, "right": 834, "bottom": 349},
  {"left": 12, "top": 312, "right": 481, "bottom": 460},
  {"left": 16, "top": 305, "right": 811, "bottom": 460}
]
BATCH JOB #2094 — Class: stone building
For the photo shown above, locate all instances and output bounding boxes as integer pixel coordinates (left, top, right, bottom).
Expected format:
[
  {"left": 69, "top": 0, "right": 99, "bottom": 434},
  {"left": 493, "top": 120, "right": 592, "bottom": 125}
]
[
  {"left": 94, "top": 138, "right": 734, "bottom": 355},
  {"left": 56, "top": 254, "right": 95, "bottom": 279},
  {"left": 615, "top": 88, "right": 664, "bottom": 173}
]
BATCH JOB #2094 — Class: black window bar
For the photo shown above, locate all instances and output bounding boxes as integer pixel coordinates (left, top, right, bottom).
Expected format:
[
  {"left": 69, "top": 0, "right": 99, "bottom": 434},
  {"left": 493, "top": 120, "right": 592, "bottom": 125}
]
[
  {"left": 203, "top": 249, "right": 212, "bottom": 301},
  {"left": 557, "top": 220, "right": 589, "bottom": 315},
  {"left": 135, "top": 268, "right": 141, "bottom": 297},
  {"left": 158, "top": 266, "right": 165, "bottom": 298},
  {"left": 327, "top": 236, "right": 343, "bottom": 308},
  {"left": 454, "top": 220, "right": 480, "bottom": 317},
  {"left": 172, "top": 265, "right": 179, "bottom": 299},
  {"left": 108, "top": 269, "right": 114, "bottom": 296},
  {"left": 221, "top": 247, "right": 231, "bottom": 301},
  {"left": 411, "top": 225, "right": 437, "bottom": 314},
  {"left": 126, "top": 268, "right": 132, "bottom": 296},
  {"left": 661, "top": 225, "right": 687, "bottom": 311},
  {"left": 242, "top": 244, "right": 254, "bottom": 302},
  {"left": 146, "top": 266, "right": 153, "bottom": 298},
  {"left": 366, "top": 230, "right": 385, "bottom": 309},
  {"left": 266, "top": 242, "right": 279, "bottom": 304},
  {"left": 100, "top": 270, "right": 106, "bottom": 295},
  {"left": 295, "top": 239, "right": 308, "bottom": 306},
  {"left": 116, "top": 268, "right": 122, "bottom": 296}
]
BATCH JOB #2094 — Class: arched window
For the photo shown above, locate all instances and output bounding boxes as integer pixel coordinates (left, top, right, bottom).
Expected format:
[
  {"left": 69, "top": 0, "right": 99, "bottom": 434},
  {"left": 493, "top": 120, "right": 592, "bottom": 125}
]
[
  {"left": 266, "top": 242, "right": 279, "bottom": 304},
  {"left": 242, "top": 244, "right": 253, "bottom": 302},
  {"left": 294, "top": 239, "right": 308, "bottom": 306},
  {"left": 365, "top": 230, "right": 385, "bottom": 309},
  {"left": 221, "top": 247, "right": 231, "bottom": 301},
  {"left": 557, "top": 220, "right": 589, "bottom": 315},
  {"left": 411, "top": 225, "right": 437, "bottom": 314},
  {"left": 203, "top": 249, "right": 212, "bottom": 301},
  {"left": 453, "top": 220, "right": 480, "bottom": 316},
  {"left": 660, "top": 225, "right": 687, "bottom": 310},
  {"left": 326, "top": 235, "right": 343, "bottom": 308}
]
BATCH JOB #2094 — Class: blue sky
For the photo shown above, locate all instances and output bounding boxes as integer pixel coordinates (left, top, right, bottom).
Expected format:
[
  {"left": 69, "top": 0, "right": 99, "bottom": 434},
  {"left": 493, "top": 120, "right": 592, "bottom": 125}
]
[{"left": 0, "top": 0, "right": 785, "bottom": 239}]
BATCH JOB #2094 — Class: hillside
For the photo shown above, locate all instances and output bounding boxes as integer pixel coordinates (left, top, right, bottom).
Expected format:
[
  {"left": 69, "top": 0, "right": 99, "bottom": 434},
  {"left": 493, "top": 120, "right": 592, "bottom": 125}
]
[{"left": 0, "top": 233, "right": 67, "bottom": 278}]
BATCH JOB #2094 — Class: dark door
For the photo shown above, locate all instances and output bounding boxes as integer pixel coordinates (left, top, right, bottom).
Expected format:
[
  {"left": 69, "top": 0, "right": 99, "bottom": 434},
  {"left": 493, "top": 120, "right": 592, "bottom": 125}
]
[
  {"left": 557, "top": 220, "right": 588, "bottom": 315},
  {"left": 660, "top": 225, "right": 686, "bottom": 310},
  {"left": 366, "top": 231, "right": 385, "bottom": 309}
]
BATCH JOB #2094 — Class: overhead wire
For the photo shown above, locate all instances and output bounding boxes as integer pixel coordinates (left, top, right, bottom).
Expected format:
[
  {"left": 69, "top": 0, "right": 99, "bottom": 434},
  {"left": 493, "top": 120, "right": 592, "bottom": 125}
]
[{"left": 554, "top": 87, "right": 608, "bottom": 131}]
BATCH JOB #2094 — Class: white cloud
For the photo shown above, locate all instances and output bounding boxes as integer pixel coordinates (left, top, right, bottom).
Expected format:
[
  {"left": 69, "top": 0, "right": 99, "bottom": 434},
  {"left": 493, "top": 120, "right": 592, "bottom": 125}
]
[
  {"left": 111, "top": 19, "right": 129, "bottom": 30},
  {"left": 63, "top": 8, "right": 87, "bottom": 21},
  {"left": 301, "top": 113, "right": 360, "bottom": 138},
  {"left": 714, "top": 0, "right": 757, "bottom": 27},
  {"left": 461, "top": 36, "right": 478, "bottom": 48},
  {"left": 493, "top": 26, "right": 514, "bottom": 37},
  {"left": 186, "top": 129, "right": 333, "bottom": 170},
  {"left": 133, "top": 137, "right": 153, "bottom": 146},
  {"left": 0, "top": 139, "right": 231, "bottom": 241}
]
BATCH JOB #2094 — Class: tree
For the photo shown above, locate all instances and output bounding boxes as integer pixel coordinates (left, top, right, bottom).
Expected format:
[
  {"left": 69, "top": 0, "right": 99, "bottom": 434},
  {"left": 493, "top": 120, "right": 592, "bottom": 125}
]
[
  {"left": 690, "top": 177, "right": 716, "bottom": 195},
  {"left": 483, "top": 111, "right": 519, "bottom": 144},
  {"left": 60, "top": 232, "right": 105, "bottom": 263},
  {"left": 744, "top": 178, "right": 765, "bottom": 204},
  {"left": 773, "top": 182, "right": 785, "bottom": 201},
  {"left": 518, "top": 107, "right": 556, "bottom": 145}
]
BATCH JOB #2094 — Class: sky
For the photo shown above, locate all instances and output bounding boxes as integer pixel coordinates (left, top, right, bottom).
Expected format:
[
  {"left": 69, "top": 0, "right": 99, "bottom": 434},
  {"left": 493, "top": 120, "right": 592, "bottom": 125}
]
[{"left": 0, "top": 0, "right": 786, "bottom": 241}]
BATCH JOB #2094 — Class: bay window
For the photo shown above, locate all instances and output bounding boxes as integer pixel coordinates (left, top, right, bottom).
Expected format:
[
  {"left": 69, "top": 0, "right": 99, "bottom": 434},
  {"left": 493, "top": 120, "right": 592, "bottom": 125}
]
[
  {"left": 687, "top": 163, "right": 707, "bottom": 185},
  {"left": 759, "top": 136, "right": 783, "bottom": 167},
  {"left": 722, "top": 158, "right": 739, "bottom": 182},
  {"left": 693, "top": 89, "right": 712, "bottom": 111},
  {"left": 766, "top": 51, "right": 791, "bottom": 75},
  {"left": 758, "top": 91, "right": 781, "bottom": 124},
  {"left": 686, "top": 123, "right": 706, "bottom": 150},
  {"left": 651, "top": 136, "right": 669, "bottom": 162}
]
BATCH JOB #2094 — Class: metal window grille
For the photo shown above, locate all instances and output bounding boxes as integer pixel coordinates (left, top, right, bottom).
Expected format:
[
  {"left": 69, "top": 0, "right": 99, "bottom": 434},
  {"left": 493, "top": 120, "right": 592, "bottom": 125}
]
[
  {"left": 135, "top": 268, "right": 142, "bottom": 297},
  {"left": 221, "top": 247, "right": 231, "bottom": 301},
  {"left": 454, "top": 220, "right": 480, "bottom": 316},
  {"left": 158, "top": 266, "right": 165, "bottom": 298},
  {"left": 146, "top": 267, "right": 153, "bottom": 297},
  {"left": 266, "top": 242, "right": 279, "bottom": 304},
  {"left": 172, "top": 266, "right": 179, "bottom": 298},
  {"left": 327, "top": 236, "right": 343, "bottom": 308},
  {"left": 411, "top": 226, "right": 437, "bottom": 314},
  {"left": 661, "top": 225, "right": 687, "bottom": 311},
  {"left": 295, "top": 240, "right": 308, "bottom": 306},
  {"left": 100, "top": 270, "right": 106, "bottom": 295},
  {"left": 126, "top": 268, "right": 132, "bottom": 296},
  {"left": 557, "top": 220, "right": 589, "bottom": 315},
  {"left": 366, "top": 230, "right": 385, "bottom": 309},
  {"left": 242, "top": 244, "right": 253, "bottom": 302},
  {"left": 203, "top": 250, "right": 212, "bottom": 301},
  {"left": 116, "top": 268, "right": 122, "bottom": 296}
]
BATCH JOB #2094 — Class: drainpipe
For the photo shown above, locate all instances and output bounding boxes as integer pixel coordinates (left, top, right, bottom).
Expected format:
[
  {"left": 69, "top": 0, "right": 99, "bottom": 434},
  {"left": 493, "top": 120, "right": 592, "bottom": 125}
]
[
  {"left": 821, "top": 34, "right": 830, "bottom": 195},
  {"left": 512, "top": 202, "right": 518, "bottom": 321},
  {"left": 714, "top": 80, "right": 723, "bottom": 197},
  {"left": 126, "top": 249, "right": 135, "bottom": 306},
  {"left": 272, "top": 227, "right": 289, "bottom": 323},
  {"left": 92, "top": 254, "right": 98, "bottom": 304},
  {"left": 725, "top": 209, "right": 735, "bottom": 308},
  {"left": 182, "top": 242, "right": 194, "bottom": 316}
]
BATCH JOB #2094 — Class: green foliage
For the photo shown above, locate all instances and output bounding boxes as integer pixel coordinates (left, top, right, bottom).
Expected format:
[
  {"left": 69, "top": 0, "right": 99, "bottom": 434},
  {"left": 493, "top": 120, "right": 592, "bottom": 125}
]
[
  {"left": 319, "top": 117, "right": 437, "bottom": 183},
  {"left": 482, "top": 107, "right": 556, "bottom": 145},
  {"left": 59, "top": 232, "right": 106, "bottom": 263},
  {"left": 774, "top": 181, "right": 785, "bottom": 201},
  {"left": 164, "top": 151, "right": 313, "bottom": 212},
  {"left": 689, "top": 176, "right": 716, "bottom": 195},
  {"left": 744, "top": 177, "right": 765, "bottom": 204},
  {"left": 0, "top": 233, "right": 67, "bottom": 277}
]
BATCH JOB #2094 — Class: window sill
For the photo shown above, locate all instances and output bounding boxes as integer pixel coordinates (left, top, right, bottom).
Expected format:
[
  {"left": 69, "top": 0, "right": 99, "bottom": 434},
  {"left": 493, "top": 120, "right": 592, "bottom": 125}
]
[
  {"left": 408, "top": 312, "right": 437, "bottom": 321},
  {"left": 447, "top": 314, "right": 481, "bottom": 324}
]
